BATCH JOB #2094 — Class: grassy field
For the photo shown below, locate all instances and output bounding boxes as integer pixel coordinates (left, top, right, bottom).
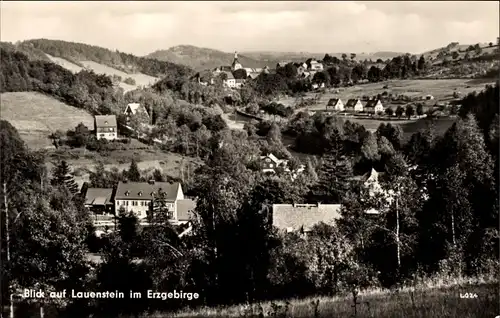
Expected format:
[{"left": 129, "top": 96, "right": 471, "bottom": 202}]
[
  {"left": 164, "top": 282, "right": 498, "bottom": 318},
  {"left": 45, "top": 147, "right": 202, "bottom": 189},
  {"left": 80, "top": 61, "right": 159, "bottom": 92},
  {"left": 280, "top": 79, "right": 495, "bottom": 111},
  {"left": 0, "top": 92, "right": 95, "bottom": 149},
  {"left": 45, "top": 53, "right": 84, "bottom": 73}
]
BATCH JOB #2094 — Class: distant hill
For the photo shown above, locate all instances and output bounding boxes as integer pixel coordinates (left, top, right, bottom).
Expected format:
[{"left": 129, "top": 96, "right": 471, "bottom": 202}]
[
  {"left": 2, "top": 39, "right": 194, "bottom": 90},
  {"left": 146, "top": 45, "right": 408, "bottom": 71},
  {"left": 146, "top": 45, "right": 276, "bottom": 71}
]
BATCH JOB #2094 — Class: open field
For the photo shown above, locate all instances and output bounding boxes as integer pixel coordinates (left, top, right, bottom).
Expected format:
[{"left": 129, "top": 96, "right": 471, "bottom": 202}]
[
  {"left": 80, "top": 61, "right": 159, "bottom": 92},
  {"left": 0, "top": 92, "right": 95, "bottom": 149},
  {"left": 45, "top": 53, "right": 84, "bottom": 73},
  {"left": 164, "top": 282, "right": 498, "bottom": 318}
]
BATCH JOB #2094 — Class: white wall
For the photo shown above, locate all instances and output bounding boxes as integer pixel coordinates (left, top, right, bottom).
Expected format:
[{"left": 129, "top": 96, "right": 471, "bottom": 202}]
[{"left": 97, "top": 132, "right": 117, "bottom": 140}]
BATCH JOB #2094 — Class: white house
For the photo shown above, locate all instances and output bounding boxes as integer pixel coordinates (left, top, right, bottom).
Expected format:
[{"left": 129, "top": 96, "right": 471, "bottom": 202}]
[
  {"left": 364, "top": 99, "right": 384, "bottom": 114},
  {"left": 223, "top": 72, "right": 236, "bottom": 88},
  {"left": 326, "top": 98, "right": 344, "bottom": 111},
  {"left": 95, "top": 115, "right": 117, "bottom": 141},
  {"left": 345, "top": 99, "right": 364, "bottom": 112},
  {"left": 309, "top": 60, "right": 324, "bottom": 71}
]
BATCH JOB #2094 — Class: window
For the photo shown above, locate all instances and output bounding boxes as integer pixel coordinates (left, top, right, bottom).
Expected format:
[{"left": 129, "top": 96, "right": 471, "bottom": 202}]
[
  {"left": 116, "top": 201, "right": 120, "bottom": 205},
  {"left": 100, "top": 134, "right": 105, "bottom": 137},
  {"left": 269, "top": 164, "right": 273, "bottom": 168},
  {"left": 125, "top": 201, "right": 129, "bottom": 206}
]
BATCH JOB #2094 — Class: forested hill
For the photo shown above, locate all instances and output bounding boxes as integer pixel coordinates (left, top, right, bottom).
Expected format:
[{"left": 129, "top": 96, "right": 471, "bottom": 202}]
[{"left": 6, "top": 39, "right": 194, "bottom": 79}]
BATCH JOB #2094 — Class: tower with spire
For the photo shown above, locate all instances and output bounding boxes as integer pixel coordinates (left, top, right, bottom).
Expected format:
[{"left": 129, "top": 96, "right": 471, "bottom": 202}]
[{"left": 231, "top": 51, "right": 243, "bottom": 71}]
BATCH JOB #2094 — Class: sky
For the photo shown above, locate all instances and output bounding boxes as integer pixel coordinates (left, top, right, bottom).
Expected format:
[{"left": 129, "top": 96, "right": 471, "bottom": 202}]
[{"left": 1, "top": 1, "right": 498, "bottom": 56}]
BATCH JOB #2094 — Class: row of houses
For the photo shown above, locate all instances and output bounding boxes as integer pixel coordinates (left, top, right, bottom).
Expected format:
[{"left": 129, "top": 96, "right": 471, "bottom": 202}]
[{"left": 317, "top": 98, "right": 385, "bottom": 114}]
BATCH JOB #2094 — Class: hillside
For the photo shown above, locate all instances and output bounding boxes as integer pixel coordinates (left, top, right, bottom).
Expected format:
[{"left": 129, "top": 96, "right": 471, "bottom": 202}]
[
  {"left": 0, "top": 92, "right": 95, "bottom": 149},
  {"left": 6, "top": 39, "right": 194, "bottom": 93},
  {"left": 146, "top": 45, "right": 274, "bottom": 71}
]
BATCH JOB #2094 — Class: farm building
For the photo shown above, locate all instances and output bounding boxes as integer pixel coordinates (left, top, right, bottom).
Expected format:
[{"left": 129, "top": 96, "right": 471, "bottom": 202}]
[
  {"left": 260, "top": 153, "right": 288, "bottom": 173},
  {"left": 326, "top": 98, "right": 344, "bottom": 111},
  {"left": 364, "top": 99, "right": 384, "bottom": 114},
  {"left": 272, "top": 203, "right": 342, "bottom": 234},
  {"left": 345, "top": 99, "right": 364, "bottom": 112},
  {"left": 94, "top": 115, "right": 117, "bottom": 140}
]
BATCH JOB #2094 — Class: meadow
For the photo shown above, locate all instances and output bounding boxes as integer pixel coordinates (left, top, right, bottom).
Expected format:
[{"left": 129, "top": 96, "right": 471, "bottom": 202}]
[
  {"left": 80, "top": 60, "right": 159, "bottom": 92},
  {"left": 45, "top": 53, "right": 84, "bottom": 73},
  {"left": 46, "top": 146, "right": 202, "bottom": 189},
  {"left": 0, "top": 92, "right": 95, "bottom": 149},
  {"left": 163, "top": 281, "right": 498, "bottom": 318}
]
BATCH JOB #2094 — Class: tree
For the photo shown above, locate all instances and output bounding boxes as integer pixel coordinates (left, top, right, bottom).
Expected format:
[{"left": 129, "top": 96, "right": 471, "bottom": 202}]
[
  {"left": 341, "top": 53, "right": 347, "bottom": 61},
  {"left": 51, "top": 160, "right": 79, "bottom": 194},
  {"left": 385, "top": 108, "right": 394, "bottom": 116},
  {"left": 416, "top": 104, "right": 424, "bottom": 116},
  {"left": 452, "top": 51, "right": 459, "bottom": 59},
  {"left": 405, "top": 105, "right": 415, "bottom": 119},
  {"left": 309, "top": 147, "right": 353, "bottom": 204},
  {"left": 126, "top": 159, "right": 141, "bottom": 182},
  {"left": 233, "top": 68, "right": 247, "bottom": 80},
  {"left": 395, "top": 106, "right": 405, "bottom": 118},
  {"left": 350, "top": 53, "right": 356, "bottom": 60}
]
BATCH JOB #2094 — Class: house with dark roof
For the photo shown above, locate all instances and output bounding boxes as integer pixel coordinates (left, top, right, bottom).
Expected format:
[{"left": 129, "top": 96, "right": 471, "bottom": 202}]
[
  {"left": 95, "top": 115, "right": 117, "bottom": 140},
  {"left": 272, "top": 203, "right": 342, "bottom": 233},
  {"left": 114, "top": 181, "right": 185, "bottom": 221},
  {"left": 260, "top": 153, "right": 288, "bottom": 173},
  {"left": 345, "top": 99, "right": 364, "bottom": 112},
  {"left": 326, "top": 98, "right": 344, "bottom": 111},
  {"left": 84, "top": 188, "right": 114, "bottom": 214},
  {"left": 364, "top": 99, "right": 384, "bottom": 114}
]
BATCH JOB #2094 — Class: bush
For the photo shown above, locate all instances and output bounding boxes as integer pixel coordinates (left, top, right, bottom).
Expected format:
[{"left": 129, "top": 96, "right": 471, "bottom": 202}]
[{"left": 123, "top": 77, "right": 136, "bottom": 85}]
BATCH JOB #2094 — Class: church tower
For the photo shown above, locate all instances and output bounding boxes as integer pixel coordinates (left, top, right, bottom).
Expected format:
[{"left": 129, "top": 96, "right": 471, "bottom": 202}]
[{"left": 231, "top": 51, "right": 242, "bottom": 71}]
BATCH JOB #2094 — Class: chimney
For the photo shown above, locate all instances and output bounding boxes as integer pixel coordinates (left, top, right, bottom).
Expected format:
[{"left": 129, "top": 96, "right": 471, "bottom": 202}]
[{"left": 148, "top": 179, "right": 155, "bottom": 185}]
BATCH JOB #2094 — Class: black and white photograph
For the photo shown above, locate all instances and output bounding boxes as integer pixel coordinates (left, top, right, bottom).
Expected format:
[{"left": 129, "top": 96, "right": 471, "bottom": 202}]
[{"left": 0, "top": 1, "right": 499, "bottom": 317}]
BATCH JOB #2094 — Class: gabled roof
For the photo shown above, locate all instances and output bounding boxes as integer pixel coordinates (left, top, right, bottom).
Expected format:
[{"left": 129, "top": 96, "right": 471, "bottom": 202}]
[
  {"left": 327, "top": 98, "right": 342, "bottom": 106},
  {"left": 84, "top": 188, "right": 114, "bottom": 206},
  {"left": 365, "top": 99, "right": 382, "bottom": 108},
  {"left": 345, "top": 99, "right": 361, "bottom": 108},
  {"left": 176, "top": 199, "right": 196, "bottom": 221},
  {"left": 125, "top": 103, "right": 149, "bottom": 117},
  {"left": 260, "top": 153, "right": 281, "bottom": 164},
  {"left": 223, "top": 71, "right": 235, "bottom": 80},
  {"left": 115, "top": 182, "right": 181, "bottom": 201},
  {"left": 272, "top": 203, "right": 342, "bottom": 232},
  {"left": 95, "top": 115, "right": 117, "bottom": 128},
  {"left": 247, "top": 73, "right": 259, "bottom": 79}
]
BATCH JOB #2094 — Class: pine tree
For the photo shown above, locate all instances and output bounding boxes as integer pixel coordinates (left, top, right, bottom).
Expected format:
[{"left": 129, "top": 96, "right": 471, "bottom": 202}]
[
  {"left": 127, "top": 159, "right": 141, "bottom": 182},
  {"left": 310, "top": 147, "right": 353, "bottom": 204},
  {"left": 51, "top": 160, "right": 79, "bottom": 194}
]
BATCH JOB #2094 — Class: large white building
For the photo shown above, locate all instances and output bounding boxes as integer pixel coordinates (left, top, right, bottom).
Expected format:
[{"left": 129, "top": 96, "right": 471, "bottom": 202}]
[{"left": 114, "top": 181, "right": 193, "bottom": 224}]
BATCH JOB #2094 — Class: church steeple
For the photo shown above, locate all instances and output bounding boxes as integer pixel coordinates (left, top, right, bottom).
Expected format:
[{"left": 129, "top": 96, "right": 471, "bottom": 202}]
[
  {"left": 234, "top": 51, "right": 238, "bottom": 61},
  {"left": 231, "top": 51, "right": 242, "bottom": 71}
]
